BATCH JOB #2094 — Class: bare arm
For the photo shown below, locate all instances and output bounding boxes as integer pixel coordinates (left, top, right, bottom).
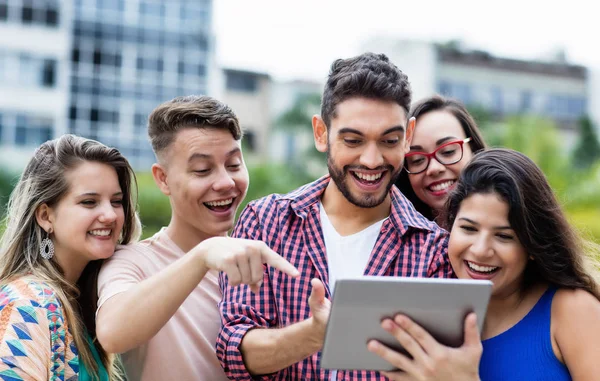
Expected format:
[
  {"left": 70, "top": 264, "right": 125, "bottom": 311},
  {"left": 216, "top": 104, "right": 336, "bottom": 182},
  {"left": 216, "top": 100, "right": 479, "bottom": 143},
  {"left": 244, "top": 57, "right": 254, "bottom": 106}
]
[
  {"left": 96, "top": 247, "right": 209, "bottom": 353},
  {"left": 241, "top": 317, "right": 324, "bottom": 375},
  {"left": 96, "top": 237, "right": 298, "bottom": 354},
  {"left": 553, "top": 288, "right": 600, "bottom": 380}
]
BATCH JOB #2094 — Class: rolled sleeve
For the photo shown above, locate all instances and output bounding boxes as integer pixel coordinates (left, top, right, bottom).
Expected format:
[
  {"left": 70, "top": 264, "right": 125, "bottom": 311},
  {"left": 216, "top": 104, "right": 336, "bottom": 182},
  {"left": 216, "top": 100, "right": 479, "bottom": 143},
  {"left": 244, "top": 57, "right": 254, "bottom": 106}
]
[{"left": 426, "top": 230, "right": 455, "bottom": 278}]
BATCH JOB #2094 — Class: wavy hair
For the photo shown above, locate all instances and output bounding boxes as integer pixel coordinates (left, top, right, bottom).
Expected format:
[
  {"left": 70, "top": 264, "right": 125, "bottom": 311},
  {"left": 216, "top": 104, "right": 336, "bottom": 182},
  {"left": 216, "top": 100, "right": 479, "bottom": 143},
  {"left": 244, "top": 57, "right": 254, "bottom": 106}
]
[{"left": 0, "top": 134, "right": 141, "bottom": 379}]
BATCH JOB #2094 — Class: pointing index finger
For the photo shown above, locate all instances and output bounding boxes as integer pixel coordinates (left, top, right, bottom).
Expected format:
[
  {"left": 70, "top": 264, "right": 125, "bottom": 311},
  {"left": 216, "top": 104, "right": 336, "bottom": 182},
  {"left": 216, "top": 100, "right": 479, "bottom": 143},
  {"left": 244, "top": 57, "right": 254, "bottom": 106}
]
[{"left": 260, "top": 246, "right": 300, "bottom": 277}]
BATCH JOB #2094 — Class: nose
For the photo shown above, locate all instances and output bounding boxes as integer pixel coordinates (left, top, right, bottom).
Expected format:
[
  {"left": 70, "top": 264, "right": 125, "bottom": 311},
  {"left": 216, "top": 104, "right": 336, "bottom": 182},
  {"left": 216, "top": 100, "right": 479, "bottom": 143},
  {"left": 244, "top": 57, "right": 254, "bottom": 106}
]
[
  {"left": 425, "top": 157, "right": 446, "bottom": 177},
  {"left": 469, "top": 234, "right": 493, "bottom": 258},
  {"left": 98, "top": 201, "right": 118, "bottom": 223},
  {"left": 212, "top": 168, "right": 235, "bottom": 192},
  {"left": 359, "top": 142, "right": 384, "bottom": 169}
]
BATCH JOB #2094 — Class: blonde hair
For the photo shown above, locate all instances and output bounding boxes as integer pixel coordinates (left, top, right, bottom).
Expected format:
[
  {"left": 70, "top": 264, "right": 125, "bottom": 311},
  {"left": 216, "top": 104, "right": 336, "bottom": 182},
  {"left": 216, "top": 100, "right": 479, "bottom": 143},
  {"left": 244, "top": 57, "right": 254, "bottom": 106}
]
[{"left": 0, "top": 134, "right": 141, "bottom": 379}]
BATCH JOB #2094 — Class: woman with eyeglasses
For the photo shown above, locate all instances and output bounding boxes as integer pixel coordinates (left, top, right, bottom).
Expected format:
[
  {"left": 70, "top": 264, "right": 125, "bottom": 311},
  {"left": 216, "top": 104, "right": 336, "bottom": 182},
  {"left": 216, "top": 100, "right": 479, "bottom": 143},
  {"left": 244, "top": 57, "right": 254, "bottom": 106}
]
[{"left": 395, "top": 95, "right": 487, "bottom": 223}]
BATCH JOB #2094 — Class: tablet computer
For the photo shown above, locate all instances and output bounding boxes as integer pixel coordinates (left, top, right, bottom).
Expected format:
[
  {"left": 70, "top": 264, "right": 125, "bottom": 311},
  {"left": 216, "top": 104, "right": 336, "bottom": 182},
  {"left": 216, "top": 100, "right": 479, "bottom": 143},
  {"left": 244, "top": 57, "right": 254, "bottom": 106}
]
[{"left": 320, "top": 276, "right": 493, "bottom": 371}]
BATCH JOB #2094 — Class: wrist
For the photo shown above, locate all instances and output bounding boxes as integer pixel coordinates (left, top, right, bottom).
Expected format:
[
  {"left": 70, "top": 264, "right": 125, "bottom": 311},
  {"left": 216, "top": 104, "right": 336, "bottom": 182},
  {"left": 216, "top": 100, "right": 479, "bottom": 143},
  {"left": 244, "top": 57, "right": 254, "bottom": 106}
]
[
  {"left": 189, "top": 241, "right": 209, "bottom": 274},
  {"left": 306, "top": 316, "right": 326, "bottom": 349}
]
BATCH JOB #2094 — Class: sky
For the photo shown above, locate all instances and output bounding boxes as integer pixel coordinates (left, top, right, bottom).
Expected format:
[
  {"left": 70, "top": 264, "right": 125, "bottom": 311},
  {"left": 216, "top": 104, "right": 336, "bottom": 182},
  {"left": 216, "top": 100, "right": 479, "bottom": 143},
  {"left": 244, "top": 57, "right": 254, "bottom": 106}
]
[{"left": 213, "top": 0, "right": 600, "bottom": 83}]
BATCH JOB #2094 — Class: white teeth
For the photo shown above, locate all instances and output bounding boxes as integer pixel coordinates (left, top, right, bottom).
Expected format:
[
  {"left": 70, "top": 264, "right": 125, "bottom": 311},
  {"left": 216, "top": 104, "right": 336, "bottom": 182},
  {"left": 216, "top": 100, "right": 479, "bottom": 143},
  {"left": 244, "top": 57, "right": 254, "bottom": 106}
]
[
  {"left": 89, "top": 229, "right": 111, "bottom": 237},
  {"left": 467, "top": 261, "right": 498, "bottom": 273},
  {"left": 429, "top": 180, "right": 454, "bottom": 192},
  {"left": 354, "top": 172, "right": 383, "bottom": 181},
  {"left": 205, "top": 198, "right": 233, "bottom": 207}
]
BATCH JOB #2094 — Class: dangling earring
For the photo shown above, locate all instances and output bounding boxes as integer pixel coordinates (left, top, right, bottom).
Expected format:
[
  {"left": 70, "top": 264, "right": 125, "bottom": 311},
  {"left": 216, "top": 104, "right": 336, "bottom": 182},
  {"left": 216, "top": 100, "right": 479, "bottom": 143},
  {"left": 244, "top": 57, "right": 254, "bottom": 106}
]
[{"left": 40, "top": 228, "right": 55, "bottom": 260}]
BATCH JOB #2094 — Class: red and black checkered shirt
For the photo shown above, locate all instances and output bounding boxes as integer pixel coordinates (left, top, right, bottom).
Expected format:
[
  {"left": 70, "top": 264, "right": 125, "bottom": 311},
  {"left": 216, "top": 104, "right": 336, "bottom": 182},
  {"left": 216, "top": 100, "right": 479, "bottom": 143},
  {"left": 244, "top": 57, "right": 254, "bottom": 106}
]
[{"left": 217, "top": 175, "right": 454, "bottom": 380}]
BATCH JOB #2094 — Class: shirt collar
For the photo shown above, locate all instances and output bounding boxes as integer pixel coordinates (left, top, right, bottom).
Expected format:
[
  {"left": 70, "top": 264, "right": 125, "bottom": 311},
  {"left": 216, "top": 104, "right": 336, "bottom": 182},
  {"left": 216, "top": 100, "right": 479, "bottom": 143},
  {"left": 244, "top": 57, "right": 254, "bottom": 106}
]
[{"left": 285, "top": 175, "right": 438, "bottom": 234}]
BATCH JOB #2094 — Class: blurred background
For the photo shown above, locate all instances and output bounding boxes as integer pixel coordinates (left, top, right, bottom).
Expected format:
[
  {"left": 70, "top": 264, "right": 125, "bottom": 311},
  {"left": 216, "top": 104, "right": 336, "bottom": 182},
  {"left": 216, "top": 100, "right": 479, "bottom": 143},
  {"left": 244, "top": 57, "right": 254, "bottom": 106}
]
[{"left": 0, "top": 0, "right": 599, "bottom": 243}]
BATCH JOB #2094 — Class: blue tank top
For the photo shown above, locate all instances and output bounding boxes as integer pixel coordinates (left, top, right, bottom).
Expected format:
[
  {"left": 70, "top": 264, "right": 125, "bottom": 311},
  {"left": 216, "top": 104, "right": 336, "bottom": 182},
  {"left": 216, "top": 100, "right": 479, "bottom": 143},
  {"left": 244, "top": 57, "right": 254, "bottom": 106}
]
[{"left": 479, "top": 287, "right": 571, "bottom": 381}]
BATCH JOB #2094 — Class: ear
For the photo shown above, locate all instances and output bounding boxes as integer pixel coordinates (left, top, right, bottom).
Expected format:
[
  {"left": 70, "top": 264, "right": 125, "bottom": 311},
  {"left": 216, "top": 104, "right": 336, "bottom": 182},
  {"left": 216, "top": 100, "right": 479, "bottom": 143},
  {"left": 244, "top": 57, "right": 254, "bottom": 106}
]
[
  {"left": 151, "top": 163, "right": 171, "bottom": 196},
  {"left": 35, "top": 203, "right": 55, "bottom": 234},
  {"left": 403, "top": 117, "right": 416, "bottom": 154},
  {"left": 313, "top": 115, "right": 328, "bottom": 153}
]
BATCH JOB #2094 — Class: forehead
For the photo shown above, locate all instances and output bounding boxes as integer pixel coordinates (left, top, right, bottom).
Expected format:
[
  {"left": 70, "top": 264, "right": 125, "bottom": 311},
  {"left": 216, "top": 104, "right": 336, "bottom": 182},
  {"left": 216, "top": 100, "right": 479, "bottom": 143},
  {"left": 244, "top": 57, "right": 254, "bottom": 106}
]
[
  {"left": 330, "top": 97, "right": 407, "bottom": 134},
  {"left": 168, "top": 127, "right": 240, "bottom": 161},
  {"left": 458, "top": 193, "right": 510, "bottom": 223},
  {"left": 64, "top": 161, "right": 121, "bottom": 194},
  {"left": 412, "top": 110, "right": 466, "bottom": 146}
]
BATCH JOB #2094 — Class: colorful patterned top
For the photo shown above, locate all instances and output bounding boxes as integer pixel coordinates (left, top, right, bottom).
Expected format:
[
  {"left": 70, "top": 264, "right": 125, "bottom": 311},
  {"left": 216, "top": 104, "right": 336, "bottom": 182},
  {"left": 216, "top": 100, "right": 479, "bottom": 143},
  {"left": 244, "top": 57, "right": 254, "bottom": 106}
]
[{"left": 0, "top": 276, "right": 79, "bottom": 381}]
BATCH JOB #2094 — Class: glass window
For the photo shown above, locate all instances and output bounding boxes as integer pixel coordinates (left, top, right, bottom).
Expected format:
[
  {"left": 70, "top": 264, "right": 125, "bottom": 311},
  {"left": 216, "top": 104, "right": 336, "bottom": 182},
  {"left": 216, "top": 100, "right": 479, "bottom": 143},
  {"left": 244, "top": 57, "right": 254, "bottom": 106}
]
[
  {"left": 491, "top": 87, "right": 503, "bottom": 113},
  {"left": 46, "top": 7, "right": 59, "bottom": 26},
  {"left": 0, "top": 3, "right": 8, "bottom": 21},
  {"left": 22, "top": 4, "right": 33, "bottom": 23},
  {"left": 226, "top": 71, "right": 258, "bottom": 92},
  {"left": 520, "top": 90, "right": 532, "bottom": 112},
  {"left": 437, "top": 81, "right": 451, "bottom": 96},
  {"left": 42, "top": 59, "right": 56, "bottom": 87}
]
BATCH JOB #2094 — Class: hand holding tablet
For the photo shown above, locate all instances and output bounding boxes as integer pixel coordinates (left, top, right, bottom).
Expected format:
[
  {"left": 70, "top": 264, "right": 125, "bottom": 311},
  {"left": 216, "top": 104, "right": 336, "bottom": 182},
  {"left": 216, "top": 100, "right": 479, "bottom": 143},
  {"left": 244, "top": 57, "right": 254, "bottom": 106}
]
[{"left": 320, "top": 276, "right": 492, "bottom": 372}]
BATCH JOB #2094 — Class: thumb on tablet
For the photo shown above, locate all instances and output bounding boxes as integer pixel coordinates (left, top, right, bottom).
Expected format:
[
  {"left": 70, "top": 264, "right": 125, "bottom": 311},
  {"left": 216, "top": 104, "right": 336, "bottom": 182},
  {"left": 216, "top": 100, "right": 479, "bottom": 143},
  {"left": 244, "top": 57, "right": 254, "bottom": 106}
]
[
  {"left": 309, "top": 278, "right": 326, "bottom": 303},
  {"left": 463, "top": 312, "right": 482, "bottom": 348}
]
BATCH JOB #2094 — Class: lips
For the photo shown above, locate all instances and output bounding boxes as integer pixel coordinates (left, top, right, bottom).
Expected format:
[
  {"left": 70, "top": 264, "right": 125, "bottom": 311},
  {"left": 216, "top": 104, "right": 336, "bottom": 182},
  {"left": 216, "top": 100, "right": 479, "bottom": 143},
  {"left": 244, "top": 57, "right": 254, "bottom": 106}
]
[{"left": 425, "top": 179, "right": 456, "bottom": 196}]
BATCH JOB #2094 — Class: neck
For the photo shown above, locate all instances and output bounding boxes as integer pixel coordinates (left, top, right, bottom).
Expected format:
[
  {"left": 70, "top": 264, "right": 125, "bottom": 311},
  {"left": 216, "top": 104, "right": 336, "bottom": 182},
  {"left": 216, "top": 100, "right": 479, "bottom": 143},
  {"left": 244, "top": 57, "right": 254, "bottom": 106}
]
[
  {"left": 483, "top": 284, "right": 530, "bottom": 336},
  {"left": 321, "top": 180, "right": 390, "bottom": 235},
  {"left": 166, "top": 216, "right": 226, "bottom": 253},
  {"left": 54, "top": 249, "right": 88, "bottom": 284}
]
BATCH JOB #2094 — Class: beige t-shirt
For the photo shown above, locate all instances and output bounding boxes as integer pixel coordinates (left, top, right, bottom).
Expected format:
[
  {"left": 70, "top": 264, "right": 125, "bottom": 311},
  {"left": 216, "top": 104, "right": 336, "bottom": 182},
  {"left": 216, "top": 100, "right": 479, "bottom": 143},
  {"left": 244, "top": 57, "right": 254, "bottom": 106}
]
[{"left": 97, "top": 228, "right": 228, "bottom": 381}]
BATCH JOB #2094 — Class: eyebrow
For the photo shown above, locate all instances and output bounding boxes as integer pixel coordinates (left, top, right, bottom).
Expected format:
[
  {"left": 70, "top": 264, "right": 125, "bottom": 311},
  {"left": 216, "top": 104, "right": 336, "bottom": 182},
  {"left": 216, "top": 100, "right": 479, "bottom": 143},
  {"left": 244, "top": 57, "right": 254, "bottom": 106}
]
[
  {"left": 187, "top": 147, "right": 241, "bottom": 163},
  {"left": 410, "top": 136, "right": 458, "bottom": 150},
  {"left": 78, "top": 192, "right": 123, "bottom": 197},
  {"left": 458, "top": 217, "right": 512, "bottom": 230},
  {"left": 338, "top": 126, "right": 405, "bottom": 136}
]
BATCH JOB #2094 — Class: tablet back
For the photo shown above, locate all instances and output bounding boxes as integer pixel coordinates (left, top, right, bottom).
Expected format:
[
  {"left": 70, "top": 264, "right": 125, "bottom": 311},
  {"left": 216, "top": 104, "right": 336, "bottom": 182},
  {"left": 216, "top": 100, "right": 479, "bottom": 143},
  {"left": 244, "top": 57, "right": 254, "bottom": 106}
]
[{"left": 320, "top": 276, "right": 492, "bottom": 371}]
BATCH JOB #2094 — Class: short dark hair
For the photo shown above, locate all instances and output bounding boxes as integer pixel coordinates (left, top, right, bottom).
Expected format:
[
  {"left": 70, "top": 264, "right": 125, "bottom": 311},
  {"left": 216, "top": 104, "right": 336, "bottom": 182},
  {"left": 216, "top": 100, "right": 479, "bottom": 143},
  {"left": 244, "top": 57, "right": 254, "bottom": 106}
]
[
  {"left": 444, "top": 148, "right": 599, "bottom": 299},
  {"left": 148, "top": 95, "right": 242, "bottom": 156},
  {"left": 396, "top": 95, "right": 487, "bottom": 220},
  {"left": 320, "top": 52, "right": 411, "bottom": 127}
]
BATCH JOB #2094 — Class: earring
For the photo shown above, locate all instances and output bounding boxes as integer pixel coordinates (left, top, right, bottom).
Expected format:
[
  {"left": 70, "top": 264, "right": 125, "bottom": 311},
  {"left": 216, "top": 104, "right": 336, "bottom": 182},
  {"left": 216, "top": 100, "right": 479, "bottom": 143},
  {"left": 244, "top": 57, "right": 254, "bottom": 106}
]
[{"left": 40, "top": 229, "right": 54, "bottom": 260}]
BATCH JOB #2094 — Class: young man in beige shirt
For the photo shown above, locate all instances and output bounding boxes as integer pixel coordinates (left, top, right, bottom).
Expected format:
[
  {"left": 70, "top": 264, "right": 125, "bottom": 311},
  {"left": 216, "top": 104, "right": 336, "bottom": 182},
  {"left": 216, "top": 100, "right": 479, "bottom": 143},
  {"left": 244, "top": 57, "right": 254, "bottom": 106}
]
[{"left": 95, "top": 96, "right": 298, "bottom": 380}]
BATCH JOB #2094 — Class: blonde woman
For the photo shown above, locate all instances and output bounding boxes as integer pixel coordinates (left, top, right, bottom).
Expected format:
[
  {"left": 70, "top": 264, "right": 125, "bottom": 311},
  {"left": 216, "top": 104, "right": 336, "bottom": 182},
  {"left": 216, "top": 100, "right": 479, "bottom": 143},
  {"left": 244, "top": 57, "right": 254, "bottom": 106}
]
[{"left": 0, "top": 135, "right": 140, "bottom": 380}]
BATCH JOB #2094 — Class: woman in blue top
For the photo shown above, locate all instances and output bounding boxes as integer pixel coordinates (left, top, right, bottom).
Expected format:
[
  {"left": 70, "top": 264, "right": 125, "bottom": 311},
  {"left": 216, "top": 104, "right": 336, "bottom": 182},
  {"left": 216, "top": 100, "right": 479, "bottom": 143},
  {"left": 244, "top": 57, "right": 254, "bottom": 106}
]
[{"left": 369, "top": 148, "right": 600, "bottom": 380}]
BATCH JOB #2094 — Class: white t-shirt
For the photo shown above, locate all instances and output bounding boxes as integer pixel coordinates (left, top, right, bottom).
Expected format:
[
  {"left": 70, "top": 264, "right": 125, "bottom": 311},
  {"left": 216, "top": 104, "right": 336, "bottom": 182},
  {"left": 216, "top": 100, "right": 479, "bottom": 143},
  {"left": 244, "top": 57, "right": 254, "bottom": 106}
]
[
  {"left": 320, "top": 203, "right": 386, "bottom": 380},
  {"left": 320, "top": 202, "right": 386, "bottom": 293}
]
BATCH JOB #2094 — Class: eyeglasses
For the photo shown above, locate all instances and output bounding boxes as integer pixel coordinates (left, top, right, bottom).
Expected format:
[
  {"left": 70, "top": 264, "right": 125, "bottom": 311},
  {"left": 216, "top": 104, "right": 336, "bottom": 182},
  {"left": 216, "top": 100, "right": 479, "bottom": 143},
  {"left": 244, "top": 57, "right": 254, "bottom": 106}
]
[{"left": 404, "top": 138, "right": 471, "bottom": 174}]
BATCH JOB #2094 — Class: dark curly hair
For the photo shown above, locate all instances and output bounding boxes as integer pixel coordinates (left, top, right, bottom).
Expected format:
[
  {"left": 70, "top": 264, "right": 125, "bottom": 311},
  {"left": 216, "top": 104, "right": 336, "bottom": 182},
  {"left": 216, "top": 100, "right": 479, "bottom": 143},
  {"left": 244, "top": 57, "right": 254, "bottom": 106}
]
[{"left": 320, "top": 52, "right": 412, "bottom": 127}]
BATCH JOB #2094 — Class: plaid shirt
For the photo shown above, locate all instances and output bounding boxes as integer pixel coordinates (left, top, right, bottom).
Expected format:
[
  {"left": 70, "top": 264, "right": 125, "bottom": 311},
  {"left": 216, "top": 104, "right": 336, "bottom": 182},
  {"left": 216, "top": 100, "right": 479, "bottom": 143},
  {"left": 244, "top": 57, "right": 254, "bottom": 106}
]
[{"left": 217, "top": 175, "right": 454, "bottom": 381}]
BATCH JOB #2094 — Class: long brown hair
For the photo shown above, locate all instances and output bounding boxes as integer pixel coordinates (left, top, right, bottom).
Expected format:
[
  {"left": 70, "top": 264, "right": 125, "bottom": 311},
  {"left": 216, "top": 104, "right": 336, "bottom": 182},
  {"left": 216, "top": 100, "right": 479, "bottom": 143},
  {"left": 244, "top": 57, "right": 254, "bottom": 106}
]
[
  {"left": 444, "top": 148, "right": 600, "bottom": 299},
  {"left": 0, "top": 134, "right": 141, "bottom": 379}
]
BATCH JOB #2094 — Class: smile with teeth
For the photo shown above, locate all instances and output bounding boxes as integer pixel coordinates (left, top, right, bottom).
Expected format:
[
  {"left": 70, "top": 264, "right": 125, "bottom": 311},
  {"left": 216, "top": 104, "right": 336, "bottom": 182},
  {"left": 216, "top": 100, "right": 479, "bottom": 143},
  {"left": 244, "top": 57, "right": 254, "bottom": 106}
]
[
  {"left": 466, "top": 261, "right": 499, "bottom": 273},
  {"left": 352, "top": 171, "right": 384, "bottom": 182},
  {"left": 89, "top": 229, "right": 111, "bottom": 237},
  {"left": 428, "top": 180, "right": 455, "bottom": 192},
  {"left": 204, "top": 198, "right": 234, "bottom": 207}
]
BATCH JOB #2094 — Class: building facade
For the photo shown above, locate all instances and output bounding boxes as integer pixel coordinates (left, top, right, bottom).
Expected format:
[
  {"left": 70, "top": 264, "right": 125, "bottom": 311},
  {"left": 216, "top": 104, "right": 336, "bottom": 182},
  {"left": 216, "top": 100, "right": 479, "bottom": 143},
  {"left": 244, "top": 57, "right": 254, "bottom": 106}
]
[
  {"left": 0, "top": 0, "right": 69, "bottom": 170},
  {"left": 0, "top": 0, "right": 214, "bottom": 170},
  {"left": 362, "top": 39, "right": 593, "bottom": 146}
]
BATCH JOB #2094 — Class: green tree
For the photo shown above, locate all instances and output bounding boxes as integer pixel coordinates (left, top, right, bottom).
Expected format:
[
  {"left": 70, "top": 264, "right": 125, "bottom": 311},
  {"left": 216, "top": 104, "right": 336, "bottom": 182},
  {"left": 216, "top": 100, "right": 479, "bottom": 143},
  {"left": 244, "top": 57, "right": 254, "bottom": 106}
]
[
  {"left": 572, "top": 116, "right": 600, "bottom": 170},
  {"left": 274, "top": 93, "right": 325, "bottom": 177}
]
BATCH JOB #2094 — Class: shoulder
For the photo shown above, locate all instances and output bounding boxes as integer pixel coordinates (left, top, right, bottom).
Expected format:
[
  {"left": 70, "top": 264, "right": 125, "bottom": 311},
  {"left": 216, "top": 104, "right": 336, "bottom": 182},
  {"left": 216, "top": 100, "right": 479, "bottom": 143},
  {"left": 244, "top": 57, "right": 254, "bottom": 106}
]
[
  {"left": 1, "top": 277, "right": 62, "bottom": 307},
  {"left": 0, "top": 277, "right": 66, "bottom": 326},
  {"left": 553, "top": 287, "right": 600, "bottom": 322}
]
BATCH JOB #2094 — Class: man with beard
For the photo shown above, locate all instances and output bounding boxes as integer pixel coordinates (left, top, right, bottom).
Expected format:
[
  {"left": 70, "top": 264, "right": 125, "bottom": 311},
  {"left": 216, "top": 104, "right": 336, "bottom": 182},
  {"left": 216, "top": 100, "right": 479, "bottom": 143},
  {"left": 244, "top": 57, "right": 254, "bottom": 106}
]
[{"left": 217, "top": 53, "right": 455, "bottom": 380}]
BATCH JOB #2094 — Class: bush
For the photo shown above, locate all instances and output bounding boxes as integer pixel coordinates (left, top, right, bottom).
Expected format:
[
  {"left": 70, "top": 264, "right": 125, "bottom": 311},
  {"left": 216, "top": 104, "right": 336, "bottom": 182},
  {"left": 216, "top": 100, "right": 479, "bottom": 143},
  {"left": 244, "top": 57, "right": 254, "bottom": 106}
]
[{"left": 135, "top": 172, "right": 171, "bottom": 239}]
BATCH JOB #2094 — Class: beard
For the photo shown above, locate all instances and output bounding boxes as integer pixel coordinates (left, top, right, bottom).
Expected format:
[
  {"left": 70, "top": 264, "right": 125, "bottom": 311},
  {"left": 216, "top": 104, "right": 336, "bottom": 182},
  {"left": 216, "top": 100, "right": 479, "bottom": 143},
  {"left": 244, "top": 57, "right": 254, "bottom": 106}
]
[{"left": 326, "top": 150, "right": 402, "bottom": 208}]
